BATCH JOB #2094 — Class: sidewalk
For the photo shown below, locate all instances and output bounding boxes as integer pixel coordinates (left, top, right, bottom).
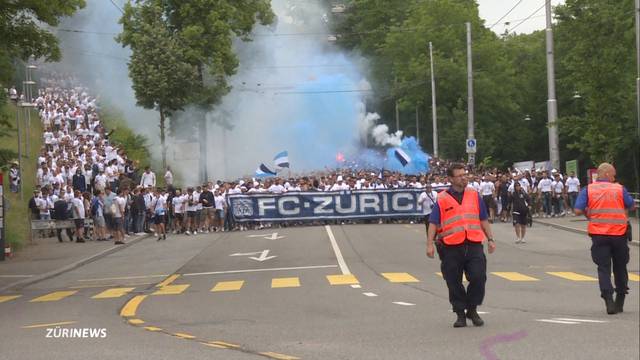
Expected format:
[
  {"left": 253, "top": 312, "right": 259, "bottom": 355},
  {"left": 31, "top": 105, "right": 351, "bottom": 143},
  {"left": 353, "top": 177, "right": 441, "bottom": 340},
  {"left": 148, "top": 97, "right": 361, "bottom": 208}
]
[
  {"left": 533, "top": 214, "right": 640, "bottom": 246},
  {"left": 0, "top": 233, "right": 149, "bottom": 292}
]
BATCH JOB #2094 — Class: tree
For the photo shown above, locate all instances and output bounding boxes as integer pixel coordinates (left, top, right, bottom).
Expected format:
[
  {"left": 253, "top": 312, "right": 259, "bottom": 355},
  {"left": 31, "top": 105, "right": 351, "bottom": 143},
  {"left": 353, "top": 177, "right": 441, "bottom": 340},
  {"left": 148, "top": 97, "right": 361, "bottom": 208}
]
[
  {"left": 117, "top": 0, "right": 199, "bottom": 169},
  {"left": 554, "top": 0, "right": 639, "bottom": 190},
  {"left": 0, "top": 0, "right": 85, "bottom": 169}
]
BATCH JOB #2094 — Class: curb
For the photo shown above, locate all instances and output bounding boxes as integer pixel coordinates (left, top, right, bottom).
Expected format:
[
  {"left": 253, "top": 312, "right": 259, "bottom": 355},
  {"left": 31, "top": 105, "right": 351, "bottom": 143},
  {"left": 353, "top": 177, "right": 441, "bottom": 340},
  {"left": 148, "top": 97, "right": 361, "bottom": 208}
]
[
  {"left": 533, "top": 220, "right": 640, "bottom": 247},
  {"left": 0, "top": 234, "right": 151, "bottom": 293}
]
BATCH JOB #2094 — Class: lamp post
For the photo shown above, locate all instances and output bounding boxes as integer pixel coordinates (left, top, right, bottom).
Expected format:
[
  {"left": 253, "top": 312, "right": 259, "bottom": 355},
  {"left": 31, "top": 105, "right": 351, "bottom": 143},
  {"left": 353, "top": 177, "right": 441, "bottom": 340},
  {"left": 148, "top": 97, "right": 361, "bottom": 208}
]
[
  {"left": 545, "top": 0, "right": 560, "bottom": 169},
  {"left": 24, "top": 64, "right": 37, "bottom": 158}
]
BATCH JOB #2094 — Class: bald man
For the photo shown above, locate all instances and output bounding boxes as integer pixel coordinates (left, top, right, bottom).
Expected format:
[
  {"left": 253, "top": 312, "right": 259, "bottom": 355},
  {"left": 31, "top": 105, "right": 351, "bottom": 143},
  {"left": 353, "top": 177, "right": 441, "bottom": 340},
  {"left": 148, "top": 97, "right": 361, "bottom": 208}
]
[{"left": 574, "top": 163, "right": 636, "bottom": 314}]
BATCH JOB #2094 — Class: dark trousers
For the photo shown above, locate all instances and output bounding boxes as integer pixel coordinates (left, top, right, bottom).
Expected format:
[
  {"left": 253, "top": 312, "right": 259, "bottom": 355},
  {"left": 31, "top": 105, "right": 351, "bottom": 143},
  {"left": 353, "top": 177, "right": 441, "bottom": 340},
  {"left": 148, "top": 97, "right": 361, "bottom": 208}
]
[
  {"left": 440, "top": 241, "right": 487, "bottom": 312},
  {"left": 56, "top": 228, "right": 74, "bottom": 242},
  {"left": 590, "top": 235, "right": 629, "bottom": 298}
]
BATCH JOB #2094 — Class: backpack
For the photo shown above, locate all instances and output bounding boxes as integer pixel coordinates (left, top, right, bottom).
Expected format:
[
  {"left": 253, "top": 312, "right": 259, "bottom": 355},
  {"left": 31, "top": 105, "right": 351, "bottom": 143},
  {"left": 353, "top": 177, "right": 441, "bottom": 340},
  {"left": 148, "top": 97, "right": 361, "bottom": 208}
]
[{"left": 90, "top": 198, "right": 100, "bottom": 216}]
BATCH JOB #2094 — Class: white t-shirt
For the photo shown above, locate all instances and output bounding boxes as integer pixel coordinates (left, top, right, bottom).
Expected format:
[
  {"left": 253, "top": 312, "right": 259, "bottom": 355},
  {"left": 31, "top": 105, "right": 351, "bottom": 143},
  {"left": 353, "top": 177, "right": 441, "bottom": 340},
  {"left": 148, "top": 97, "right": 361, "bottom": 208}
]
[
  {"left": 214, "top": 195, "right": 226, "bottom": 210},
  {"left": 479, "top": 181, "right": 495, "bottom": 196},
  {"left": 566, "top": 177, "right": 580, "bottom": 193},
  {"left": 113, "top": 196, "right": 126, "bottom": 218},
  {"left": 186, "top": 193, "right": 199, "bottom": 212},
  {"left": 72, "top": 197, "right": 85, "bottom": 219},
  {"left": 418, "top": 190, "right": 438, "bottom": 215},
  {"left": 194, "top": 191, "right": 203, "bottom": 210},
  {"left": 164, "top": 171, "right": 173, "bottom": 185},
  {"left": 552, "top": 180, "right": 564, "bottom": 194},
  {"left": 172, "top": 195, "right": 185, "bottom": 214},
  {"left": 268, "top": 184, "right": 286, "bottom": 194},
  {"left": 538, "top": 178, "right": 553, "bottom": 192}
]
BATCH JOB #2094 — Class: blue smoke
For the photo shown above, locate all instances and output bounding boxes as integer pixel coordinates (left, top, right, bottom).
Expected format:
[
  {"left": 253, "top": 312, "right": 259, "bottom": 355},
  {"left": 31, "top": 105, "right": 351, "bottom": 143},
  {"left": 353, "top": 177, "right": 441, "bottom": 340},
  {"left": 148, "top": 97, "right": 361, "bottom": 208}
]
[{"left": 384, "top": 137, "right": 430, "bottom": 174}]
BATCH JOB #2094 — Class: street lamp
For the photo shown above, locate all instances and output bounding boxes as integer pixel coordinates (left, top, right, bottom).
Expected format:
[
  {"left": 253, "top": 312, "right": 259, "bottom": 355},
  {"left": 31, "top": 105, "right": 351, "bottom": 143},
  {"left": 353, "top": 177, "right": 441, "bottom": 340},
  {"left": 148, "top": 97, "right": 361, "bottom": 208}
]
[
  {"left": 572, "top": 91, "right": 581, "bottom": 99},
  {"left": 16, "top": 101, "right": 36, "bottom": 200},
  {"left": 524, "top": 114, "right": 532, "bottom": 121}
]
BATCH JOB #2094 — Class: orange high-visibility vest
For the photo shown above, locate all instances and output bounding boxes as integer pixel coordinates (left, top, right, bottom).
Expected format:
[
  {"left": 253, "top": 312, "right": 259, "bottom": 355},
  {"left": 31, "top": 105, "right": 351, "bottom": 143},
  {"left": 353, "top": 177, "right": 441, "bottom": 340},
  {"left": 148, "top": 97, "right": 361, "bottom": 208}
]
[
  {"left": 587, "top": 182, "right": 627, "bottom": 236},
  {"left": 436, "top": 189, "right": 486, "bottom": 245}
]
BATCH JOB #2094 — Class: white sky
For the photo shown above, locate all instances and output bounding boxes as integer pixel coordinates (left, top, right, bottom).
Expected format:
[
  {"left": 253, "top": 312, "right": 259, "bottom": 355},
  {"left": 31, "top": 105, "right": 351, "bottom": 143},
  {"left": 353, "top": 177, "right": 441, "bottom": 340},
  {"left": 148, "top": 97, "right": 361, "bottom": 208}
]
[{"left": 477, "top": 0, "right": 565, "bottom": 35}]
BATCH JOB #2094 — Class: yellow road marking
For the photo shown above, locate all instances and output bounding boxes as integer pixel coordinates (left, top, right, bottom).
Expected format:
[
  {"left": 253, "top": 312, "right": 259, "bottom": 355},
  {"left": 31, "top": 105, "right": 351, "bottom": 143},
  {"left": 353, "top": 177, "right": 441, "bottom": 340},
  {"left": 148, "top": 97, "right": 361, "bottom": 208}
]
[
  {"left": 128, "top": 319, "right": 145, "bottom": 325},
  {"left": 144, "top": 326, "right": 162, "bottom": 332},
  {"left": 152, "top": 284, "right": 190, "bottom": 295},
  {"left": 271, "top": 277, "right": 300, "bottom": 288},
  {"left": 629, "top": 273, "right": 640, "bottom": 282},
  {"left": 0, "top": 295, "right": 21, "bottom": 303},
  {"left": 156, "top": 274, "right": 180, "bottom": 288},
  {"left": 492, "top": 272, "right": 539, "bottom": 281},
  {"left": 92, "top": 287, "right": 136, "bottom": 299},
  {"left": 381, "top": 272, "right": 420, "bottom": 283},
  {"left": 69, "top": 282, "right": 154, "bottom": 289},
  {"left": 211, "top": 281, "right": 245, "bottom": 292},
  {"left": 260, "top": 352, "right": 301, "bottom": 360},
  {"left": 174, "top": 332, "right": 196, "bottom": 339},
  {"left": 209, "top": 341, "right": 240, "bottom": 348},
  {"left": 30, "top": 291, "right": 77, "bottom": 302},
  {"left": 547, "top": 272, "right": 597, "bottom": 281},
  {"left": 22, "top": 321, "right": 76, "bottom": 329},
  {"left": 77, "top": 274, "right": 168, "bottom": 282},
  {"left": 120, "top": 295, "right": 147, "bottom": 317},
  {"left": 202, "top": 342, "right": 227, "bottom": 349},
  {"left": 326, "top": 274, "right": 359, "bottom": 285}
]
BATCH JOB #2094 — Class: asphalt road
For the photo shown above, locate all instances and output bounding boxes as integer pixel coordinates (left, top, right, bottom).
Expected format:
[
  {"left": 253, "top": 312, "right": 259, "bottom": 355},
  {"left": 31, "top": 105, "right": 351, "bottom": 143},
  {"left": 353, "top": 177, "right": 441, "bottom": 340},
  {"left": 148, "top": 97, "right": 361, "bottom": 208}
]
[{"left": 1, "top": 222, "right": 638, "bottom": 360}]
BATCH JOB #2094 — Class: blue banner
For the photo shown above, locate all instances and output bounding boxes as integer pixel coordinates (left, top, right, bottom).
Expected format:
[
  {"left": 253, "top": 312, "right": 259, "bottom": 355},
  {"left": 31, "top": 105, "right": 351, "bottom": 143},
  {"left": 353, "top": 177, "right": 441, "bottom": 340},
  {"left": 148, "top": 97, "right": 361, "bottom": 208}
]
[{"left": 229, "top": 189, "right": 440, "bottom": 222}]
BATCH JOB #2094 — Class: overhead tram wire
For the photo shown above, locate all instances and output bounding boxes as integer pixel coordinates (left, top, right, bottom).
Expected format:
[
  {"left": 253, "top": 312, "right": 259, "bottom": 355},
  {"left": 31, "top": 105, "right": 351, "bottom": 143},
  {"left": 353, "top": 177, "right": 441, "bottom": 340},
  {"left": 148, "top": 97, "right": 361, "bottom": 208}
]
[
  {"left": 489, "top": 0, "right": 525, "bottom": 29},
  {"left": 109, "top": 0, "right": 124, "bottom": 14},
  {"left": 510, "top": 2, "right": 547, "bottom": 32}
]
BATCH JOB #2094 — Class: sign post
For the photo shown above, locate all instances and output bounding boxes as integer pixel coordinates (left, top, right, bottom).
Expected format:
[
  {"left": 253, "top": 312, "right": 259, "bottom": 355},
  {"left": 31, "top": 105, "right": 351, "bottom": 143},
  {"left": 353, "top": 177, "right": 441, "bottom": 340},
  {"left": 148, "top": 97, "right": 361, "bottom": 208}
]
[{"left": 466, "top": 138, "right": 477, "bottom": 166}]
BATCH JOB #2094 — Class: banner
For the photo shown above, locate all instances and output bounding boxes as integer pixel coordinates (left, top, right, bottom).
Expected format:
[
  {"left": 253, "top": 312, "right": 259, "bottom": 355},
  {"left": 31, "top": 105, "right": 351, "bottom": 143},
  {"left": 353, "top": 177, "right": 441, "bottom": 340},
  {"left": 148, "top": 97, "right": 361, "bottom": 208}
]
[
  {"left": 513, "top": 161, "right": 534, "bottom": 173},
  {"left": 229, "top": 189, "right": 443, "bottom": 222}
]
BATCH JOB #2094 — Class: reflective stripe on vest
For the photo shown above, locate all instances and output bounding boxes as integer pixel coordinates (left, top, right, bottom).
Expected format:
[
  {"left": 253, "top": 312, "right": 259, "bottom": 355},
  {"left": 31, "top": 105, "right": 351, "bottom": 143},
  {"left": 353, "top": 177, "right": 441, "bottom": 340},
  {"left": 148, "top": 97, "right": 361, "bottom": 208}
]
[
  {"left": 436, "top": 189, "right": 486, "bottom": 245},
  {"left": 587, "top": 182, "right": 627, "bottom": 236}
]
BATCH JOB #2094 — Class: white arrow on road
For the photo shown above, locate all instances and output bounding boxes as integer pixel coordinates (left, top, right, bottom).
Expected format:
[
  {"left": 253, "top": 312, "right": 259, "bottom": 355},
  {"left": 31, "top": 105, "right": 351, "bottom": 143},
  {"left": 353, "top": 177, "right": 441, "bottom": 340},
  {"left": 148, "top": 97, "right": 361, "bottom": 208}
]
[
  {"left": 247, "top": 232, "right": 285, "bottom": 240},
  {"left": 248, "top": 249, "right": 277, "bottom": 262},
  {"left": 230, "top": 251, "right": 264, "bottom": 257}
]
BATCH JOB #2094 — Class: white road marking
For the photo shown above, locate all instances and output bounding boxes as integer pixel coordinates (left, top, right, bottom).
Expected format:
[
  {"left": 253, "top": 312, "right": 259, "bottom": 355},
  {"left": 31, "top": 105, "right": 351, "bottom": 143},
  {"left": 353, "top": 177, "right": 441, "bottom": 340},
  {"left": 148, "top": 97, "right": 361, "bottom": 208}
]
[
  {"left": 248, "top": 249, "right": 277, "bottom": 262},
  {"left": 363, "top": 292, "right": 378, "bottom": 297},
  {"left": 478, "top": 311, "right": 489, "bottom": 315},
  {"left": 325, "top": 225, "right": 351, "bottom": 275},
  {"left": 350, "top": 284, "right": 362, "bottom": 289},
  {"left": 181, "top": 265, "right": 338, "bottom": 277},
  {"left": 552, "top": 318, "right": 607, "bottom": 323},
  {"left": 0, "top": 275, "right": 34, "bottom": 278},
  {"left": 77, "top": 274, "right": 169, "bottom": 282},
  {"left": 247, "top": 233, "right": 285, "bottom": 240},
  {"left": 536, "top": 319, "right": 580, "bottom": 325},
  {"left": 230, "top": 251, "right": 264, "bottom": 256},
  {"left": 392, "top": 302, "right": 416, "bottom": 306}
]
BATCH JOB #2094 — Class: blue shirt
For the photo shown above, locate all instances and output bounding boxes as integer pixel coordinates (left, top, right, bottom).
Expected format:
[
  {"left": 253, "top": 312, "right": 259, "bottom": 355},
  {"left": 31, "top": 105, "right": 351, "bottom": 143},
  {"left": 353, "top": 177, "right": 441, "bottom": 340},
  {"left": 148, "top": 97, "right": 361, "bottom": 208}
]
[
  {"left": 574, "top": 180, "right": 635, "bottom": 211},
  {"left": 429, "top": 187, "right": 488, "bottom": 225}
]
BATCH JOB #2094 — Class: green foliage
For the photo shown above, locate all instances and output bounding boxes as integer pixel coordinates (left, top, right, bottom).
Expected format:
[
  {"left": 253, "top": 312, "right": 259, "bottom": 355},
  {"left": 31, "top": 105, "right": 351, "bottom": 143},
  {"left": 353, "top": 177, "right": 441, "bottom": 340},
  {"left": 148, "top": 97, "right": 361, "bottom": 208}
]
[
  {"left": 0, "top": 0, "right": 85, "bottom": 84},
  {"left": 99, "top": 106, "right": 151, "bottom": 169},
  {"left": 0, "top": 97, "right": 18, "bottom": 170}
]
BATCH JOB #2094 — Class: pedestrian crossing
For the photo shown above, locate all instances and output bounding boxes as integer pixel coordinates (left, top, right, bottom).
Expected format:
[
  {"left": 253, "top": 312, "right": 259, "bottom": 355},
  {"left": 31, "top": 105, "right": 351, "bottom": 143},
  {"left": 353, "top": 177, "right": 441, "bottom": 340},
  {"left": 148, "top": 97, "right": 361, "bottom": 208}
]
[{"left": 2, "top": 271, "right": 638, "bottom": 304}]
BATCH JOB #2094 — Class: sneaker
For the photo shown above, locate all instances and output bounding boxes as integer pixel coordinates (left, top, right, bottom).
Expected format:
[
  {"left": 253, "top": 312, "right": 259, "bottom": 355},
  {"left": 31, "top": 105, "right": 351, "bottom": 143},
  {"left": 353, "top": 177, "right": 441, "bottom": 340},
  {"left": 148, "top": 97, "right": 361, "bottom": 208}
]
[
  {"left": 115, "top": 241, "right": 125, "bottom": 245},
  {"left": 466, "top": 308, "right": 484, "bottom": 326},
  {"left": 163, "top": 234, "right": 167, "bottom": 240},
  {"left": 185, "top": 231, "right": 191, "bottom": 235},
  {"left": 515, "top": 238, "right": 521, "bottom": 244},
  {"left": 205, "top": 230, "right": 210, "bottom": 234},
  {"left": 453, "top": 311, "right": 467, "bottom": 328},
  {"left": 76, "top": 239, "right": 85, "bottom": 243},
  {"left": 154, "top": 232, "right": 158, "bottom": 237},
  {"left": 520, "top": 238, "right": 526, "bottom": 243}
]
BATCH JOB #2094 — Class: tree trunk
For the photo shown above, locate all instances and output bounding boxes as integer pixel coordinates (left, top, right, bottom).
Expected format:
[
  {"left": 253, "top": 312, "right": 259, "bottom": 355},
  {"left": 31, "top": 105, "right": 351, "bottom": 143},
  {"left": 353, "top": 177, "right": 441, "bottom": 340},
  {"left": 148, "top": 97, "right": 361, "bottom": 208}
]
[{"left": 159, "top": 106, "right": 166, "bottom": 171}]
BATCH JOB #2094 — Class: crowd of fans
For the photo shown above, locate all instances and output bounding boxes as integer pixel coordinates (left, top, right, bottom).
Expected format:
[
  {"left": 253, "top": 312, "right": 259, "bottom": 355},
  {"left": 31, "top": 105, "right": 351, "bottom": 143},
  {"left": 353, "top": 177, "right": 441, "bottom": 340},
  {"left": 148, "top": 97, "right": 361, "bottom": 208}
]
[{"left": 16, "top": 73, "right": 586, "bottom": 244}]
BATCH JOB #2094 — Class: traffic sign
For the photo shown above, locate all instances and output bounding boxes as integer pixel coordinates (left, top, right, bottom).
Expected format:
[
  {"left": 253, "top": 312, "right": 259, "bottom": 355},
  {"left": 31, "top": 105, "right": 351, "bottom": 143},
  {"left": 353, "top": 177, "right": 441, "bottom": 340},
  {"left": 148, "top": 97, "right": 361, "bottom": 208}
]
[{"left": 466, "top": 138, "right": 477, "bottom": 154}]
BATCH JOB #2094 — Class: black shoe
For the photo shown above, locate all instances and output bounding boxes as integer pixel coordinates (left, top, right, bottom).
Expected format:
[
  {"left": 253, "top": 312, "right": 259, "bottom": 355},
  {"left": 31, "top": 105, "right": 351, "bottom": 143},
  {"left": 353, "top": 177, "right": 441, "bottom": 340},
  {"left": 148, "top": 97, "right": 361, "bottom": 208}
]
[
  {"left": 466, "top": 308, "right": 485, "bottom": 326},
  {"left": 604, "top": 295, "right": 617, "bottom": 315},
  {"left": 76, "top": 239, "right": 85, "bottom": 243},
  {"left": 614, "top": 294, "right": 625, "bottom": 313},
  {"left": 115, "top": 241, "right": 125, "bottom": 245},
  {"left": 58, "top": 238, "right": 63, "bottom": 243},
  {"left": 163, "top": 234, "right": 167, "bottom": 240},
  {"left": 453, "top": 311, "right": 467, "bottom": 328},
  {"left": 157, "top": 236, "right": 162, "bottom": 241}
]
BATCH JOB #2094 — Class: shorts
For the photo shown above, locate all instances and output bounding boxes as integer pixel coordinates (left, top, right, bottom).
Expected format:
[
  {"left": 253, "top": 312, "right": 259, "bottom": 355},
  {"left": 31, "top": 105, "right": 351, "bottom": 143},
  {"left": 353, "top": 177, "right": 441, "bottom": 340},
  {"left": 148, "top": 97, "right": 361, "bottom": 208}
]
[
  {"left": 512, "top": 211, "right": 528, "bottom": 226},
  {"left": 93, "top": 215, "right": 106, "bottom": 228},
  {"left": 74, "top": 218, "right": 85, "bottom": 229},
  {"left": 215, "top": 209, "right": 224, "bottom": 220},
  {"left": 154, "top": 214, "right": 165, "bottom": 225},
  {"left": 112, "top": 217, "right": 124, "bottom": 231},
  {"left": 203, "top": 207, "right": 215, "bottom": 216},
  {"left": 482, "top": 195, "right": 496, "bottom": 210},
  {"left": 174, "top": 213, "right": 184, "bottom": 222},
  {"left": 187, "top": 211, "right": 197, "bottom": 218},
  {"left": 104, "top": 214, "right": 113, "bottom": 230},
  {"left": 423, "top": 214, "right": 431, "bottom": 232}
]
